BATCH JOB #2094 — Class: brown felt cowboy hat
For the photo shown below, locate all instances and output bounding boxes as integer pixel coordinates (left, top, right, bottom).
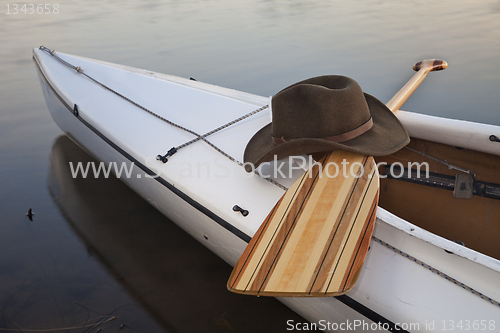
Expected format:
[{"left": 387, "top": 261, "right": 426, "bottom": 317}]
[{"left": 243, "top": 75, "right": 409, "bottom": 168}]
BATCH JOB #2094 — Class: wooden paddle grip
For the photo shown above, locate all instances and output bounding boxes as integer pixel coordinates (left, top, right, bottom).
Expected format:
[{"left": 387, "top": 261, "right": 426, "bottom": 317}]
[
  {"left": 413, "top": 59, "right": 448, "bottom": 72},
  {"left": 386, "top": 59, "right": 448, "bottom": 112}
]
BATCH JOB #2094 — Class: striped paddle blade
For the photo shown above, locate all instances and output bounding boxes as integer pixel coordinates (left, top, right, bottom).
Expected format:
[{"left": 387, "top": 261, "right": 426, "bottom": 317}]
[{"left": 228, "top": 151, "right": 379, "bottom": 296}]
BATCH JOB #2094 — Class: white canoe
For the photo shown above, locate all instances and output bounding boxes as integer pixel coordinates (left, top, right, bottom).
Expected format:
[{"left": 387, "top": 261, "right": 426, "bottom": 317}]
[{"left": 34, "top": 47, "right": 500, "bottom": 332}]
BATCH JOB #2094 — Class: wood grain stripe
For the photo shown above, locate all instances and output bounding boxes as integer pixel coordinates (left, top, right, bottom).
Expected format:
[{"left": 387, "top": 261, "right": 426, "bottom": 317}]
[
  {"left": 323, "top": 165, "right": 377, "bottom": 294},
  {"left": 307, "top": 156, "right": 369, "bottom": 294},
  {"left": 237, "top": 176, "right": 308, "bottom": 292},
  {"left": 228, "top": 199, "right": 281, "bottom": 290},
  {"left": 250, "top": 159, "right": 324, "bottom": 292},
  {"left": 339, "top": 192, "right": 378, "bottom": 292},
  {"left": 235, "top": 170, "right": 313, "bottom": 291},
  {"left": 325, "top": 167, "right": 377, "bottom": 293},
  {"left": 264, "top": 152, "right": 354, "bottom": 293}
]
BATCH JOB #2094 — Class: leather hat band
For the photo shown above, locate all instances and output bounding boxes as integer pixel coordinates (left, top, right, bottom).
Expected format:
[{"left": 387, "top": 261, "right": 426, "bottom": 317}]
[{"left": 272, "top": 117, "right": 373, "bottom": 145}]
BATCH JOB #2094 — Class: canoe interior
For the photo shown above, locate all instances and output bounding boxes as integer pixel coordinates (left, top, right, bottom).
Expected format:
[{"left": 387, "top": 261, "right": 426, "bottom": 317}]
[{"left": 375, "top": 137, "right": 500, "bottom": 261}]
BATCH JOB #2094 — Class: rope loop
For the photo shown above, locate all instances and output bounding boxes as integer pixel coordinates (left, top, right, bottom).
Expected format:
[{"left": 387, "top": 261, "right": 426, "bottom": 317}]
[{"left": 156, "top": 147, "right": 178, "bottom": 163}]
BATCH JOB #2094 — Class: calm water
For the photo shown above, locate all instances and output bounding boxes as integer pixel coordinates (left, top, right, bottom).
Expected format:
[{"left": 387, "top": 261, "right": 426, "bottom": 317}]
[{"left": 1, "top": 0, "right": 499, "bottom": 332}]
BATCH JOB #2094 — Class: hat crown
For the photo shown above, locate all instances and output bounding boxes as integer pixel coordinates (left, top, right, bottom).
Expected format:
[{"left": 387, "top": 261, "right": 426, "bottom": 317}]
[
  {"left": 271, "top": 76, "right": 372, "bottom": 140},
  {"left": 243, "top": 74, "right": 410, "bottom": 169}
]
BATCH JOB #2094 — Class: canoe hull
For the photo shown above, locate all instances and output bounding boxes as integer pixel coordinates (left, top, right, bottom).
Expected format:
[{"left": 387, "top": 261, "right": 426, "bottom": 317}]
[{"left": 34, "top": 48, "right": 500, "bottom": 332}]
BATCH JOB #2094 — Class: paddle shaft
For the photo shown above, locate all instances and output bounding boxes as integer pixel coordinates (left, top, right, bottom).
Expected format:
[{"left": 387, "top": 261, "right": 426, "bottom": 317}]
[{"left": 386, "top": 59, "right": 447, "bottom": 112}]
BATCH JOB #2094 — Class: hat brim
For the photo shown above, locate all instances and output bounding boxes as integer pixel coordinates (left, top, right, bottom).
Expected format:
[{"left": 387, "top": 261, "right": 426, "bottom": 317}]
[{"left": 243, "top": 93, "right": 409, "bottom": 169}]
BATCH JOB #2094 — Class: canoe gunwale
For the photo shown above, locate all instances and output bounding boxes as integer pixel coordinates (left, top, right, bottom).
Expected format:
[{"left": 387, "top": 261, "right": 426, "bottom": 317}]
[{"left": 376, "top": 207, "right": 500, "bottom": 273}]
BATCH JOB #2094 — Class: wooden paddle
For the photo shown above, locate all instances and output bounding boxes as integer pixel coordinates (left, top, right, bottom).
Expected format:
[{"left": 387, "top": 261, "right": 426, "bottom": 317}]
[
  {"left": 387, "top": 59, "right": 448, "bottom": 112},
  {"left": 228, "top": 59, "right": 447, "bottom": 297}
]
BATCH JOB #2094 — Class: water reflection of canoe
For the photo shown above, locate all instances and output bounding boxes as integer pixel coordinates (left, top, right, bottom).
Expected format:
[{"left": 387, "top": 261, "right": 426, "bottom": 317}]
[
  {"left": 35, "top": 47, "right": 500, "bottom": 332},
  {"left": 48, "top": 135, "right": 306, "bottom": 332}
]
